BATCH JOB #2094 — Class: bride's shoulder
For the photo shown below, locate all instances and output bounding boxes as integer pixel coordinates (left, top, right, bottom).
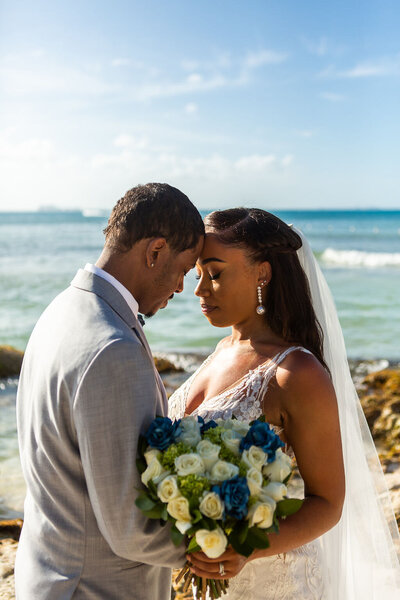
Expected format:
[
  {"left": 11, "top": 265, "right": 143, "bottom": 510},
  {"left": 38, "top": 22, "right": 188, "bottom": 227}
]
[{"left": 275, "top": 348, "right": 334, "bottom": 401}]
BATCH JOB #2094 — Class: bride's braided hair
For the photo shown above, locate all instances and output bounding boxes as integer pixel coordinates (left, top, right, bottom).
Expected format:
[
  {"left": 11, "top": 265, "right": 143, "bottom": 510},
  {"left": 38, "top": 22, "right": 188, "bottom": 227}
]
[{"left": 204, "top": 208, "right": 328, "bottom": 371}]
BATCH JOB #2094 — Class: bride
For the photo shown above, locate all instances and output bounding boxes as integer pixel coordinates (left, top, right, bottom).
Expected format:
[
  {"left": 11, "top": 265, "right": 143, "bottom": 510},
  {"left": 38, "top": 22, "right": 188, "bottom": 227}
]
[{"left": 168, "top": 208, "right": 400, "bottom": 599}]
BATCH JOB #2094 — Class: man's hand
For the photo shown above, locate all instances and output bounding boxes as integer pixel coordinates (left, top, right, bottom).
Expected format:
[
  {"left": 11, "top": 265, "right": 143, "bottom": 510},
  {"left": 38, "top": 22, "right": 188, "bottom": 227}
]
[{"left": 187, "top": 547, "right": 250, "bottom": 579}]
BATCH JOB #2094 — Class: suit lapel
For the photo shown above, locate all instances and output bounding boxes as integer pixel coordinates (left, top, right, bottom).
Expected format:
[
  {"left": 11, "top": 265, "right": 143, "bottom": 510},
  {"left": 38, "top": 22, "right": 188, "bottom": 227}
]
[
  {"left": 71, "top": 269, "right": 168, "bottom": 414},
  {"left": 131, "top": 324, "right": 168, "bottom": 413}
]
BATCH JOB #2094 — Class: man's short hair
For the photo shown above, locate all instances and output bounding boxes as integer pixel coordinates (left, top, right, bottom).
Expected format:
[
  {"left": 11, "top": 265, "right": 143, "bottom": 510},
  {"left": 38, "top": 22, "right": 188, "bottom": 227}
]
[{"left": 103, "top": 183, "right": 204, "bottom": 253}]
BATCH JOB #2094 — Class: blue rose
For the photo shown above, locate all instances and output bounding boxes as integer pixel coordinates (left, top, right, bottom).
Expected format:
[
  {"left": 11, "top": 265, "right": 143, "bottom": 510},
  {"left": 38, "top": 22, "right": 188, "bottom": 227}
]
[
  {"left": 144, "top": 417, "right": 181, "bottom": 451},
  {"left": 197, "top": 415, "right": 218, "bottom": 433},
  {"left": 213, "top": 475, "right": 250, "bottom": 520},
  {"left": 240, "top": 421, "right": 284, "bottom": 462}
]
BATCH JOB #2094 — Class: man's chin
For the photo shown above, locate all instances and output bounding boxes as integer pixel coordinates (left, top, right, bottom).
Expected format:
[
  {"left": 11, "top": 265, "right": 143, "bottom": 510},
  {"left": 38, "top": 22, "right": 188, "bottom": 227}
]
[{"left": 143, "top": 298, "right": 170, "bottom": 318}]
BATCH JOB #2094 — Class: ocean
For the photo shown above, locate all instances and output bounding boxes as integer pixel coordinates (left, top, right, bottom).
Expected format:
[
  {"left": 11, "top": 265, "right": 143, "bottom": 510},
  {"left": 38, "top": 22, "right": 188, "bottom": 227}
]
[{"left": 1, "top": 208, "right": 399, "bottom": 518}]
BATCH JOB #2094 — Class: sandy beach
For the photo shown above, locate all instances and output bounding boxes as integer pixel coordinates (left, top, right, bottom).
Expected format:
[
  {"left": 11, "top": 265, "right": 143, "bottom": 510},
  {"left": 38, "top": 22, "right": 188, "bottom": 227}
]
[{"left": 1, "top": 360, "right": 399, "bottom": 599}]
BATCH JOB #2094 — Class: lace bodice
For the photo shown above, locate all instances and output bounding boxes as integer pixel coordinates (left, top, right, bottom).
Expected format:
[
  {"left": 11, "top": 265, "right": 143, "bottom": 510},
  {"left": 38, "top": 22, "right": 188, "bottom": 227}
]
[
  {"left": 168, "top": 345, "right": 311, "bottom": 423},
  {"left": 168, "top": 345, "right": 326, "bottom": 600}
]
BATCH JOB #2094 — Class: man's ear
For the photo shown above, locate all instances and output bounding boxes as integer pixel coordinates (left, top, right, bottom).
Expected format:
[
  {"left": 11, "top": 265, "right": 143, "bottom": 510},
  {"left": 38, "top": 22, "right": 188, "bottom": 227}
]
[
  {"left": 258, "top": 261, "right": 272, "bottom": 286},
  {"left": 145, "top": 237, "right": 168, "bottom": 268}
]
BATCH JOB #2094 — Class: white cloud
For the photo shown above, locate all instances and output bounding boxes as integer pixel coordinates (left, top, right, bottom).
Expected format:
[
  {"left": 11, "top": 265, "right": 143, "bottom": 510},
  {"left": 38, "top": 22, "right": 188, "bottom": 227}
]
[
  {"left": 88, "top": 147, "right": 293, "bottom": 182},
  {"left": 342, "top": 60, "right": 399, "bottom": 78},
  {"left": 187, "top": 73, "right": 203, "bottom": 84},
  {"left": 181, "top": 53, "right": 232, "bottom": 72},
  {"left": 319, "top": 55, "right": 400, "bottom": 79},
  {"left": 244, "top": 50, "right": 288, "bottom": 69},
  {"left": 234, "top": 154, "right": 276, "bottom": 171},
  {"left": 111, "top": 58, "right": 131, "bottom": 67},
  {"left": 184, "top": 103, "right": 198, "bottom": 115},
  {"left": 300, "top": 36, "right": 345, "bottom": 58},
  {"left": 0, "top": 134, "right": 54, "bottom": 160},
  {"left": 0, "top": 57, "right": 119, "bottom": 96},
  {"left": 320, "top": 91, "right": 345, "bottom": 102},
  {"left": 281, "top": 154, "right": 294, "bottom": 167},
  {"left": 132, "top": 73, "right": 234, "bottom": 101},
  {"left": 113, "top": 134, "right": 148, "bottom": 149},
  {"left": 302, "top": 36, "right": 329, "bottom": 57},
  {"left": 297, "top": 130, "right": 314, "bottom": 138}
]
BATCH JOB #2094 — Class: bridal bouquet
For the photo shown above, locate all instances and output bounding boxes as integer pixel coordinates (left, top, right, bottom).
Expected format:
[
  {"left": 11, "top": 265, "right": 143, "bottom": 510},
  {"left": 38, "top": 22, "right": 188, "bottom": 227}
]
[{"left": 135, "top": 415, "right": 302, "bottom": 599}]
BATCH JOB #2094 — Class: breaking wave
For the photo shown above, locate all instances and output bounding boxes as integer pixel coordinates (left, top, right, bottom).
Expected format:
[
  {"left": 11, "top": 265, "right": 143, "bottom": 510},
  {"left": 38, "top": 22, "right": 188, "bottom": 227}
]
[{"left": 320, "top": 248, "right": 400, "bottom": 268}]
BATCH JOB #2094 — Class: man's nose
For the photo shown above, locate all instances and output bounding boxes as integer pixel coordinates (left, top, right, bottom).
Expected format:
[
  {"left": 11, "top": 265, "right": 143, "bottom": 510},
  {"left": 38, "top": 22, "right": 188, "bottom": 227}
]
[{"left": 175, "top": 275, "right": 184, "bottom": 294}]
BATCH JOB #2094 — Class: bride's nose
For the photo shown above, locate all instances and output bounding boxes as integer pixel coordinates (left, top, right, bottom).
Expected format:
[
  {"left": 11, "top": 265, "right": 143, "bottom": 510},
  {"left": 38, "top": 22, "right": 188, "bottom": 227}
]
[{"left": 194, "top": 277, "right": 210, "bottom": 297}]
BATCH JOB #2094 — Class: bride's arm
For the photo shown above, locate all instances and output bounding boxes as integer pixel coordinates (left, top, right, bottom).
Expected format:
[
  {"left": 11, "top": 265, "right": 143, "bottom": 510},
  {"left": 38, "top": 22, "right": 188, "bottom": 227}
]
[{"left": 188, "top": 351, "right": 345, "bottom": 579}]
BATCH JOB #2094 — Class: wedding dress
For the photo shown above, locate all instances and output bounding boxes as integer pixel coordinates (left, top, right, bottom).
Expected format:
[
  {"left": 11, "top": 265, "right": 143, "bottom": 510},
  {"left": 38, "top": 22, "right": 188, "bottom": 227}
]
[
  {"left": 168, "top": 226, "right": 400, "bottom": 598},
  {"left": 169, "top": 345, "right": 327, "bottom": 600}
]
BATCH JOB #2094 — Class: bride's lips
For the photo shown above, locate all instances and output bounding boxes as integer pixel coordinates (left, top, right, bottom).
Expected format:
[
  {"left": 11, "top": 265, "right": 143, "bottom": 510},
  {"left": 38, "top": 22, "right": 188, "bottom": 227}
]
[{"left": 200, "top": 303, "right": 217, "bottom": 314}]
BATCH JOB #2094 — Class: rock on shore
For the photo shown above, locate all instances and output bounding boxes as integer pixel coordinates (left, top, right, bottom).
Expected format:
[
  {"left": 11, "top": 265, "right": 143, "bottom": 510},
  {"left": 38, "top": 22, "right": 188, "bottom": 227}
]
[
  {"left": 0, "top": 347, "right": 23, "bottom": 379},
  {"left": 0, "top": 521, "right": 21, "bottom": 600}
]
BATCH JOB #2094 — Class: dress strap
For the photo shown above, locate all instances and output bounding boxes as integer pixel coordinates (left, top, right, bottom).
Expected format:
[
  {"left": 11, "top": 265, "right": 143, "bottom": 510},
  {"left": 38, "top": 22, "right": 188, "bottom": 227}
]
[{"left": 257, "top": 346, "right": 312, "bottom": 403}]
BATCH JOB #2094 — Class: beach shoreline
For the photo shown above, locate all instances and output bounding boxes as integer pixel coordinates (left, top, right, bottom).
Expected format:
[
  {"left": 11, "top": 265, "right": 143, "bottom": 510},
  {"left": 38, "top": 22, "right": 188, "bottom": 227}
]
[{"left": 1, "top": 356, "right": 399, "bottom": 598}]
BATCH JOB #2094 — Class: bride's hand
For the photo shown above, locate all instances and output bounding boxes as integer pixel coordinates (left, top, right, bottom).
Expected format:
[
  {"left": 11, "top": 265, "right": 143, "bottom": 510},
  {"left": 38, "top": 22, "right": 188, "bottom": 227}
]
[{"left": 187, "top": 546, "right": 249, "bottom": 579}]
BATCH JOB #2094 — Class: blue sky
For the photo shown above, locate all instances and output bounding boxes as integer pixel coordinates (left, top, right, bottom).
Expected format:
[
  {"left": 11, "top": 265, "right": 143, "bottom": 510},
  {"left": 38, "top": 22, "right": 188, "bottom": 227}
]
[{"left": 0, "top": 0, "right": 399, "bottom": 211}]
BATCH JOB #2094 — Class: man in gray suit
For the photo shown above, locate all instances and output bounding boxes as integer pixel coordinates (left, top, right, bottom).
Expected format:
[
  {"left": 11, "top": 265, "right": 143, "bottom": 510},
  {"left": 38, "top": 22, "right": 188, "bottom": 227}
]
[{"left": 15, "top": 183, "right": 205, "bottom": 599}]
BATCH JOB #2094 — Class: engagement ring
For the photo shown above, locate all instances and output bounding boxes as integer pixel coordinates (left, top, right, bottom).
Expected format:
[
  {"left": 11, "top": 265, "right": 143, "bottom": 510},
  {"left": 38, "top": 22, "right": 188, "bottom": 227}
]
[{"left": 219, "top": 562, "right": 225, "bottom": 577}]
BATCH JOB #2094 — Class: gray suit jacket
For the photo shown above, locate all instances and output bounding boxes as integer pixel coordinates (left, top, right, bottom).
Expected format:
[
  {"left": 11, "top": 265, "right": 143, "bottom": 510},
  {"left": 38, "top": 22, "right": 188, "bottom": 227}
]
[{"left": 15, "top": 269, "right": 185, "bottom": 599}]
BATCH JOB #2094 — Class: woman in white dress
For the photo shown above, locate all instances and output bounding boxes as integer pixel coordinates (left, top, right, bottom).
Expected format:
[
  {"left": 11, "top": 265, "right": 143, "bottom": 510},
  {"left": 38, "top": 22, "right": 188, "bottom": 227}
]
[{"left": 168, "top": 208, "right": 400, "bottom": 599}]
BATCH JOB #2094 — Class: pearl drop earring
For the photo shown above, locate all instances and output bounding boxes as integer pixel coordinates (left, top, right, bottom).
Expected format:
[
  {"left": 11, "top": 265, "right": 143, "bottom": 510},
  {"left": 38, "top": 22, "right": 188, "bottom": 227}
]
[{"left": 256, "top": 281, "right": 266, "bottom": 315}]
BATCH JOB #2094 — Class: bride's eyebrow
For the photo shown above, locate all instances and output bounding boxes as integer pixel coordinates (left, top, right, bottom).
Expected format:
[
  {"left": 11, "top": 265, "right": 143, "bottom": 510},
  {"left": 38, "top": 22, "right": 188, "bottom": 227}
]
[{"left": 200, "top": 257, "right": 226, "bottom": 265}]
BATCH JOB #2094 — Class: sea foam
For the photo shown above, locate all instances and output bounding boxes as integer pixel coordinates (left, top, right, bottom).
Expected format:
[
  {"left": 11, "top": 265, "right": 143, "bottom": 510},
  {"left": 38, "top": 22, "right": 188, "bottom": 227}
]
[{"left": 321, "top": 248, "right": 400, "bottom": 268}]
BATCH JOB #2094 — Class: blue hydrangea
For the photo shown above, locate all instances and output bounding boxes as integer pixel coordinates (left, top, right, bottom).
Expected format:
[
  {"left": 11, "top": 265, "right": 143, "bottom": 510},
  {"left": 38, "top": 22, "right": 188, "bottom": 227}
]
[
  {"left": 213, "top": 475, "right": 250, "bottom": 520},
  {"left": 197, "top": 415, "right": 218, "bottom": 433},
  {"left": 240, "top": 421, "right": 284, "bottom": 462},
  {"left": 144, "top": 417, "right": 181, "bottom": 451}
]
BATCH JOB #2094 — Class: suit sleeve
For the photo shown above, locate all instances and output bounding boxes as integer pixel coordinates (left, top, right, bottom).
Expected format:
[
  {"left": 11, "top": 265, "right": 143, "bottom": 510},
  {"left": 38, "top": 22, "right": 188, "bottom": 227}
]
[{"left": 72, "top": 337, "right": 185, "bottom": 568}]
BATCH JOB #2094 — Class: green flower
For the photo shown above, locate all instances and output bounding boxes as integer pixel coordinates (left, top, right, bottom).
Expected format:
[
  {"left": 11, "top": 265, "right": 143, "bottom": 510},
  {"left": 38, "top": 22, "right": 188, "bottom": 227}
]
[
  {"left": 203, "top": 426, "right": 223, "bottom": 445},
  {"left": 160, "top": 442, "right": 191, "bottom": 471},
  {"left": 219, "top": 444, "right": 240, "bottom": 466},
  {"left": 178, "top": 473, "right": 211, "bottom": 501}
]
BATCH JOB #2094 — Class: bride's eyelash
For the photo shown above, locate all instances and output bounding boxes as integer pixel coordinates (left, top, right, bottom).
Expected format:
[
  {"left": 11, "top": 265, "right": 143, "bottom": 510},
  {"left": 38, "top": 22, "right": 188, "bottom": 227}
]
[{"left": 195, "top": 273, "right": 221, "bottom": 281}]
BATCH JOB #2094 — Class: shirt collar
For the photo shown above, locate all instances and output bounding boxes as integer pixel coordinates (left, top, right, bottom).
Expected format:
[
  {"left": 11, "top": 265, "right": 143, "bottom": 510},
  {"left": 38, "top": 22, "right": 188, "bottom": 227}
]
[{"left": 84, "top": 263, "right": 139, "bottom": 319}]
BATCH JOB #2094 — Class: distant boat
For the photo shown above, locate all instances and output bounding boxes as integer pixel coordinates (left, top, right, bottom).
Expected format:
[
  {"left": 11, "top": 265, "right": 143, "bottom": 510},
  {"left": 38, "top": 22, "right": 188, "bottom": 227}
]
[
  {"left": 82, "top": 208, "right": 109, "bottom": 218},
  {"left": 37, "top": 205, "right": 83, "bottom": 215}
]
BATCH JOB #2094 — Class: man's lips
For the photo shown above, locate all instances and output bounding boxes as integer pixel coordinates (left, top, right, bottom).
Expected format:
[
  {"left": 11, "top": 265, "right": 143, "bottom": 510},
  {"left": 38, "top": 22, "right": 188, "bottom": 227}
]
[{"left": 200, "top": 303, "right": 217, "bottom": 314}]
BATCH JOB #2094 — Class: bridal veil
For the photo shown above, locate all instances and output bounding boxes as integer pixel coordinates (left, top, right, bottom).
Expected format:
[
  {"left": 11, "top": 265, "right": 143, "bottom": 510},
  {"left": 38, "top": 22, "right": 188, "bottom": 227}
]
[{"left": 294, "top": 227, "right": 400, "bottom": 599}]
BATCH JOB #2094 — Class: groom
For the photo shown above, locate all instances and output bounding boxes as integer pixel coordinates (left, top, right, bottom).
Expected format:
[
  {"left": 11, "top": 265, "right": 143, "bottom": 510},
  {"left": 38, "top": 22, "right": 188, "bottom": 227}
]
[{"left": 15, "top": 183, "right": 204, "bottom": 599}]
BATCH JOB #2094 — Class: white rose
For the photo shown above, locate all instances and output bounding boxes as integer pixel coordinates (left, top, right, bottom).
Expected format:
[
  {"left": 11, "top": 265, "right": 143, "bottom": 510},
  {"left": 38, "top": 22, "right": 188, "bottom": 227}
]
[
  {"left": 196, "top": 439, "right": 220, "bottom": 471},
  {"left": 246, "top": 467, "right": 263, "bottom": 496},
  {"left": 175, "top": 520, "right": 192, "bottom": 534},
  {"left": 199, "top": 491, "right": 224, "bottom": 519},
  {"left": 195, "top": 527, "right": 228, "bottom": 558},
  {"left": 262, "top": 449, "right": 292, "bottom": 482},
  {"left": 215, "top": 418, "right": 230, "bottom": 428},
  {"left": 141, "top": 458, "right": 169, "bottom": 487},
  {"left": 144, "top": 447, "right": 161, "bottom": 466},
  {"left": 241, "top": 446, "right": 268, "bottom": 471},
  {"left": 157, "top": 475, "right": 180, "bottom": 503},
  {"left": 209, "top": 460, "right": 239, "bottom": 483},
  {"left": 231, "top": 420, "right": 251, "bottom": 436},
  {"left": 260, "top": 482, "right": 287, "bottom": 502},
  {"left": 167, "top": 496, "right": 191, "bottom": 522},
  {"left": 175, "top": 453, "right": 205, "bottom": 476},
  {"left": 220, "top": 429, "right": 241, "bottom": 457},
  {"left": 176, "top": 416, "right": 201, "bottom": 447},
  {"left": 247, "top": 497, "right": 276, "bottom": 529}
]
